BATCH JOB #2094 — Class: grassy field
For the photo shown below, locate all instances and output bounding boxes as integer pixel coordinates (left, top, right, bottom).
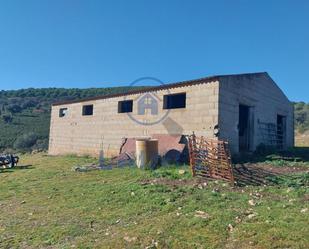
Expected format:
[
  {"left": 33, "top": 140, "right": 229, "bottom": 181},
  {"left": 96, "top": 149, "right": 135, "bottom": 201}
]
[{"left": 0, "top": 154, "right": 309, "bottom": 249}]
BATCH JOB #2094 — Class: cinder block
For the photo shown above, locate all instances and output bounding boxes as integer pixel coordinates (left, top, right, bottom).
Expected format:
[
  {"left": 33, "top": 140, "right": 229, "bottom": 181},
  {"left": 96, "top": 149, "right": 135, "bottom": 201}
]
[{"left": 49, "top": 75, "right": 293, "bottom": 156}]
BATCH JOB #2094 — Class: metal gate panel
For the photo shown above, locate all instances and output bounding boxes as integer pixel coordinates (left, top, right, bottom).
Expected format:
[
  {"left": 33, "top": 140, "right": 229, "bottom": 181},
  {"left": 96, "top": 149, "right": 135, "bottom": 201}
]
[{"left": 188, "top": 134, "right": 234, "bottom": 184}]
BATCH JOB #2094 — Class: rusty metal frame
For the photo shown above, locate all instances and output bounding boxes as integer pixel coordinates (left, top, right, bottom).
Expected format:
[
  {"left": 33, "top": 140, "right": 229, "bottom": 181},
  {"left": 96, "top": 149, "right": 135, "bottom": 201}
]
[{"left": 188, "top": 134, "right": 234, "bottom": 184}]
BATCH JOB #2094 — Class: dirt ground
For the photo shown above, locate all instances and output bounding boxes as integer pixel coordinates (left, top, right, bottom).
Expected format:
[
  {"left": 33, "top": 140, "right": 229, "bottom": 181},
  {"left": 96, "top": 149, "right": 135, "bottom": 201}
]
[
  {"left": 233, "top": 163, "right": 309, "bottom": 186},
  {"left": 140, "top": 163, "right": 309, "bottom": 188},
  {"left": 240, "top": 163, "right": 309, "bottom": 174},
  {"left": 140, "top": 177, "right": 208, "bottom": 188}
]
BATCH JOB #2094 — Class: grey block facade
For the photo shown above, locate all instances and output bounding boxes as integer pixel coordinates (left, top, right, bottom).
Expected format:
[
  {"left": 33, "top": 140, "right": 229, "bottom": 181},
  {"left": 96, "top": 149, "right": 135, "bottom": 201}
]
[
  {"left": 218, "top": 73, "right": 294, "bottom": 154},
  {"left": 49, "top": 72, "right": 294, "bottom": 157}
]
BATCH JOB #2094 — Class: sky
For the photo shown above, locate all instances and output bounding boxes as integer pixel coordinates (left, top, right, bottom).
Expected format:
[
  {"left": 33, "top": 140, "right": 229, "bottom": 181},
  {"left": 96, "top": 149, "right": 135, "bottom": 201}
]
[{"left": 0, "top": 0, "right": 308, "bottom": 101}]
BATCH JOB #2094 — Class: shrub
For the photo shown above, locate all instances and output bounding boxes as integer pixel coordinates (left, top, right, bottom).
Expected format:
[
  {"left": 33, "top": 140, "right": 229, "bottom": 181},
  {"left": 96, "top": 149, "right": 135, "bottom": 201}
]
[
  {"left": 6, "top": 104, "right": 22, "bottom": 113},
  {"left": 32, "top": 139, "right": 49, "bottom": 152},
  {"left": 13, "top": 132, "right": 38, "bottom": 152},
  {"left": 2, "top": 113, "right": 13, "bottom": 123}
]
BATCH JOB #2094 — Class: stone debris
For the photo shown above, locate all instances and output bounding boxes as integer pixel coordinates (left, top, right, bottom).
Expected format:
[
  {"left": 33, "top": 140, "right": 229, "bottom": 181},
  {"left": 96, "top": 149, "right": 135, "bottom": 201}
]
[
  {"left": 227, "top": 224, "right": 234, "bottom": 232},
  {"left": 247, "top": 213, "right": 257, "bottom": 219},
  {"left": 248, "top": 199, "right": 255, "bottom": 206},
  {"left": 235, "top": 216, "right": 242, "bottom": 224},
  {"left": 145, "top": 239, "right": 159, "bottom": 249},
  {"left": 178, "top": 169, "right": 185, "bottom": 175},
  {"left": 194, "top": 210, "right": 210, "bottom": 219},
  {"left": 123, "top": 236, "right": 137, "bottom": 243},
  {"left": 212, "top": 188, "right": 220, "bottom": 193}
]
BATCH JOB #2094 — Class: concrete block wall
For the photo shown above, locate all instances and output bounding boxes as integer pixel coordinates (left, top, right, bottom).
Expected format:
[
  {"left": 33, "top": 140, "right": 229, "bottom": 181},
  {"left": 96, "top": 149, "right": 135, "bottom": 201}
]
[
  {"left": 49, "top": 80, "right": 220, "bottom": 157},
  {"left": 218, "top": 73, "right": 294, "bottom": 154}
]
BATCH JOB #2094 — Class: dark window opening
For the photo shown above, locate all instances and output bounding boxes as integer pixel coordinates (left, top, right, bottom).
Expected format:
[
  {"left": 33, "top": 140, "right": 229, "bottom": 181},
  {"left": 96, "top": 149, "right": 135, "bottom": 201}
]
[
  {"left": 82, "top": 105, "right": 93, "bottom": 116},
  {"left": 118, "top": 100, "right": 133, "bottom": 113},
  {"left": 239, "top": 104, "right": 252, "bottom": 152},
  {"left": 163, "top": 93, "right": 186, "bottom": 109},
  {"left": 59, "top": 108, "right": 68, "bottom": 117}
]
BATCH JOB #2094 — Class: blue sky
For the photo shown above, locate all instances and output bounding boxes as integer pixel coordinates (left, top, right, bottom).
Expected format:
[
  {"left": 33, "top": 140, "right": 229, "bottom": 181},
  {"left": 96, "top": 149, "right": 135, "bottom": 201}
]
[{"left": 0, "top": 0, "right": 308, "bottom": 101}]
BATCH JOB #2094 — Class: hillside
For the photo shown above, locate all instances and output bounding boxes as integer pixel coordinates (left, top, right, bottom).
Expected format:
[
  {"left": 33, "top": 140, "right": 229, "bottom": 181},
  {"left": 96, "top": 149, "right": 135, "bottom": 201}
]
[
  {"left": 0, "top": 87, "right": 137, "bottom": 152},
  {"left": 0, "top": 88, "right": 308, "bottom": 152},
  {"left": 294, "top": 102, "right": 309, "bottom": 132}
]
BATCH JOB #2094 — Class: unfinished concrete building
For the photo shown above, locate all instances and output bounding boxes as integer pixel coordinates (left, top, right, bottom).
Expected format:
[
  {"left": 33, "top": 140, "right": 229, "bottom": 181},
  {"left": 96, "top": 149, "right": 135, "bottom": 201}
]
[{"left": 48, "top": 72, "right": 294, "bottom": 157}]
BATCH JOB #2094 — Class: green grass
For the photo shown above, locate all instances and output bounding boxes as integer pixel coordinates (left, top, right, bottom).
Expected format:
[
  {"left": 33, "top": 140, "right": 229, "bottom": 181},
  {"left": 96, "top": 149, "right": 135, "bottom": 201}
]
[{"left": 0, "top": 154, "right": 308, "bottom": 248}]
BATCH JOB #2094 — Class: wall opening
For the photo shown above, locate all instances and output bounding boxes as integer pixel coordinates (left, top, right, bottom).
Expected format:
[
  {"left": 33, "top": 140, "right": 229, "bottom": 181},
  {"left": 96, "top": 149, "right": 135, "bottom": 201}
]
[
  {"left": 82, "top": 105, "right": 93, "bottom": 116},
  {"left": 239, "top": 104, "right": 253, "bottom": 152},
  {"left": 59, "top": 108, "right": 68, "bottom": 118},
  {"left": 277, "top": 115, "right": 286, "bottom": 150},
  {"left": 163, "top": 93, "right": 186, "bottom": 109},
  {"left": 118, "top": 100, "right": 133, "bottom": 113}
]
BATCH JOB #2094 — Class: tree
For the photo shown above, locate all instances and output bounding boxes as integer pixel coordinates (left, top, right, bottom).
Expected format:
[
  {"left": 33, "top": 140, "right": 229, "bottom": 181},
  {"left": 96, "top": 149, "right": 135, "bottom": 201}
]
[
  {"left": 6, "top": 104, "right": 22, "bottom": 113},
  {"left": 294, "top": 102, "right": 309, "bottom": 133}
]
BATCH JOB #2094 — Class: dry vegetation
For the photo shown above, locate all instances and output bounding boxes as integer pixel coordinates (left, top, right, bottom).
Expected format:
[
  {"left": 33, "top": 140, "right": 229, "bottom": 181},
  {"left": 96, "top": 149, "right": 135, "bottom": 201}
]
[{"left": 295, "top": 131, "right": 309, "bottom": 147}]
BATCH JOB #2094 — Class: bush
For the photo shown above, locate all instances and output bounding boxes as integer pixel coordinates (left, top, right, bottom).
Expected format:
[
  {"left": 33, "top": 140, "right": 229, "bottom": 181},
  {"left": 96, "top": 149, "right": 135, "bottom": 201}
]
[
  {"left": 13, "top": 132, "right": 38, "bottom": 152},
  {"left": 6, "top": 104, "right": 22, "bottom": 113},
  {"left": 2, "top": 113, "right": 13, "bottom": 123},
  {"left": 21, "top": 99, "right": 38, "bottom": 109},
  {"left": 32, "top": 139, "right": 49, "bottom": 152}
]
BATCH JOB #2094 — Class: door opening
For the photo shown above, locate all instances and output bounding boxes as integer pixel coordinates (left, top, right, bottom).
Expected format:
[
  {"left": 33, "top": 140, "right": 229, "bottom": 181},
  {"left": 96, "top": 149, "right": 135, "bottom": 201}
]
[
  {"left": 277, "top": 115, "right": 286, "bottom": 150},
  {"left": 239, "top": 105, "right": 252, "bottom": 152}
]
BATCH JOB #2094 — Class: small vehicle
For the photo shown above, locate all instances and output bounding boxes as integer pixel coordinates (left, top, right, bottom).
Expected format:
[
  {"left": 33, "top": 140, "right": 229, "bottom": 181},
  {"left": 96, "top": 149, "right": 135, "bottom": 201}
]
[{"left": 0, "top": 154, "right": 19, "bottom": 169}]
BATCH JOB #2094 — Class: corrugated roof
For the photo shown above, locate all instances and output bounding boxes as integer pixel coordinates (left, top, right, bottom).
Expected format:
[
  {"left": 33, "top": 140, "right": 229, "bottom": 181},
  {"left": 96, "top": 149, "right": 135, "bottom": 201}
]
[{"left": 52, "top": 72, "right": 266, "bottom": 106}]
